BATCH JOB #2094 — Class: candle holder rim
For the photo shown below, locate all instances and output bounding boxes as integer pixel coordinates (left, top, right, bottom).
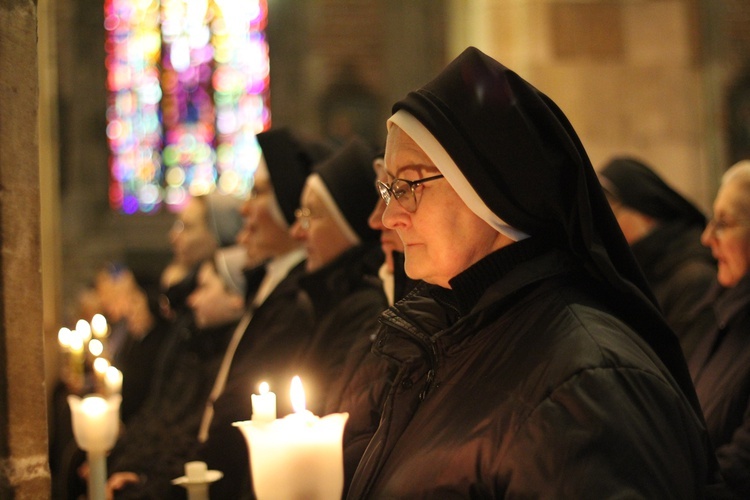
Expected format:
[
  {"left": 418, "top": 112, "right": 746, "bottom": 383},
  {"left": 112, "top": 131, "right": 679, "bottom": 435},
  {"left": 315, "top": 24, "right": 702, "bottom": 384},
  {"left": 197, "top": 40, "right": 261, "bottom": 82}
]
[{"left": 171, "top": 469, "right": 223, "bottom": 485}]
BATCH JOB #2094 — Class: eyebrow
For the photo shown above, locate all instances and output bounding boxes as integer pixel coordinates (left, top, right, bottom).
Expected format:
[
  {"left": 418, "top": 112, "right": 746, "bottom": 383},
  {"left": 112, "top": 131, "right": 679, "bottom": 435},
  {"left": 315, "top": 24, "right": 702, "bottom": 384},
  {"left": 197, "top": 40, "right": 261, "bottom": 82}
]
[{"left": 386, "top": 164, "right": 440, "bottom": 179}]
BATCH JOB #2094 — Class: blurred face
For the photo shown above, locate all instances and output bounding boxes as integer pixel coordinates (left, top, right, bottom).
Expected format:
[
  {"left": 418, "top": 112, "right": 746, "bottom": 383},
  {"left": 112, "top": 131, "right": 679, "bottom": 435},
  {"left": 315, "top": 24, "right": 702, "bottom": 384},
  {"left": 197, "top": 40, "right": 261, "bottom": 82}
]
[
  {"left": 169, "top": 198, "right": 218, "bottom": 268},
  {"left": 187, "top": 261, "right": 245, "bottom": 329},
  {"left": 606, "top": 197, "right": 657, "bottom": 245},
  {"left": 701, "top": 181, "right": 750, "bottom": 287},
  {"left": 368, "top": 158, "right": 404, "bottom": 273},
  {"left": 241, "top": 170, "right": 300, "bottom": 261},
  {"left": 290, "top": 184, "right": 354, "bottom": 272},
  {"left": 382, "top": 125, "right": 511, "bottom": 288}
]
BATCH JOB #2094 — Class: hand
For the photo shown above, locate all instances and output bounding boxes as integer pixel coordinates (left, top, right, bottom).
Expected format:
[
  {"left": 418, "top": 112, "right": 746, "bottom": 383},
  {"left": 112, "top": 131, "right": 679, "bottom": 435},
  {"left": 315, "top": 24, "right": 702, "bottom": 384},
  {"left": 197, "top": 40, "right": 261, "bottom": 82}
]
[{"left": 106, "top": 472, "right": 143, "bottom": 500}]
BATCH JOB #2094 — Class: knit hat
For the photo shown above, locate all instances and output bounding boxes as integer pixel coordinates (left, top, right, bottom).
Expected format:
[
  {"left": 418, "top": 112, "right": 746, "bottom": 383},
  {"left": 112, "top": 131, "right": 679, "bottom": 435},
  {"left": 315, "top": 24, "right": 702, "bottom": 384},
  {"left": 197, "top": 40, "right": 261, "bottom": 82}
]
[
  {"left": 598, "top": 157, "right": 706, "bottom": 228},
  {"left": 388, "top": 46, "right": 702, "bottom": 418},
  {"left": 205, "top": 192, "right": 244, "bottom": 247},
  {"left": 309, "top": 137, "right": 379, "bottom": 243},
  {"left": 256, "top": 128, "right": 334, "bottom": 227}
]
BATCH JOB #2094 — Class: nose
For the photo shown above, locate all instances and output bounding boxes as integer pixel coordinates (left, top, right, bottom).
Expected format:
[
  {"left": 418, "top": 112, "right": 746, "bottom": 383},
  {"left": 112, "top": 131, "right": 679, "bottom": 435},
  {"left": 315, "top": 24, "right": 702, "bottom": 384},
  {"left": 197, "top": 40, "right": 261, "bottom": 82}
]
[
  {"left": 289, "top": 219, "right": 306, "bottom": 241},
  {"left": 382, "top": 197, "right": 409, "bottom": 230},
  {"left": 700, "top": 223, "right": 715, "bottom": 247}
]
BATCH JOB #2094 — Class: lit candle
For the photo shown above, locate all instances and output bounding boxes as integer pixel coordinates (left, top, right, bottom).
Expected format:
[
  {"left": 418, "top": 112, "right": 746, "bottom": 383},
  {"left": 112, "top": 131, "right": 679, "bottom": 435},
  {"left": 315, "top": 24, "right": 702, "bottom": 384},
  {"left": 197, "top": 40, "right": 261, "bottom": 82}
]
[
  {"left": 68, "top": 329, "right": 85, "bottom": 389},
  {"left": 76, "top": 319, "right": 92, "bottom": 344},
  {"left": 92, "top": 357, "right": 110, "bottom": 394},
  {"left": 68, "top": 394, "right": 122, "bottom": 500},
  {"left": 89, "top": 339, "right": 104, "bottom": 357},
  {"left": 91, "top": 313, "right": 109, "bottom": 339},
  {"left": 104, "top": 366, "right": 123, "bottom": 397},
  {"left": 251, "top": 381, "right": 276, "bottom": 423},
  {"left": 234, "top": 376, "right": 349, "bottom": 500}
]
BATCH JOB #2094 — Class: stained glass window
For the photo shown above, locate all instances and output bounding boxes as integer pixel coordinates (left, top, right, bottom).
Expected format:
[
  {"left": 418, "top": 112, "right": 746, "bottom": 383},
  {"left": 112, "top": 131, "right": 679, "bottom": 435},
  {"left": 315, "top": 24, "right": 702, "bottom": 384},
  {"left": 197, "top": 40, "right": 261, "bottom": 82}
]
[{"left": 104, "top": 0, "right": 270, "bottom": 214}]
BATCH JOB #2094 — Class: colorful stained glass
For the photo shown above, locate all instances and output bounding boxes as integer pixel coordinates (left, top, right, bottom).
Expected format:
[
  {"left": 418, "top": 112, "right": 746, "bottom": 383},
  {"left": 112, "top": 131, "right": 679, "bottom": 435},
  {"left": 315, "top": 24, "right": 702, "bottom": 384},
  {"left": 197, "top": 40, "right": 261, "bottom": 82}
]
[{"left": 105, "top": 0, "right": 270, "bottom": 213}]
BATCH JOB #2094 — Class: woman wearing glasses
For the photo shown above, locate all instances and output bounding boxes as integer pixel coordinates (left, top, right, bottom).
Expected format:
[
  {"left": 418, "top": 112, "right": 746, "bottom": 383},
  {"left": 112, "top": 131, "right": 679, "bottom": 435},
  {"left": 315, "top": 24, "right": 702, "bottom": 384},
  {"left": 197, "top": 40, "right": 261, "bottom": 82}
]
[
  {"left": 689, "top": 159, "right": 750, "bottom": 498},
  {"left": 290, "top": 136, "right": 387, "bottom": 416},
  {"left": 347, "top": 47, "right": 718, "bottom": 498}
]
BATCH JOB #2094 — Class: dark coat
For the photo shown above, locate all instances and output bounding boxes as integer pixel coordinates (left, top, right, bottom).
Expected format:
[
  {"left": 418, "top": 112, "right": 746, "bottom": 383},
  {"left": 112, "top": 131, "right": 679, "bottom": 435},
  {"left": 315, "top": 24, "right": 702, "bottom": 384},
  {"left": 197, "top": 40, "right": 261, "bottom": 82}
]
[
  {"left": 295, "top": 243, "right": 387, "bottom": 416},
  {"left": 348, "top": 245, "right": 714, "bottom": 499},
  {"left": 631, "top": 221, "right": 717, "bottom": 358},
  {"left": 689, "top": 274, "right": 750, "bottom": 498},
  {"left": 108, "top": 320, "right": 235, "bottom": 499},
  {"left": 324, "top": 251, "right": 415, "bottom": 496},
  {"left": 199, "top": 260, "right": 315, "bottom": 500}
]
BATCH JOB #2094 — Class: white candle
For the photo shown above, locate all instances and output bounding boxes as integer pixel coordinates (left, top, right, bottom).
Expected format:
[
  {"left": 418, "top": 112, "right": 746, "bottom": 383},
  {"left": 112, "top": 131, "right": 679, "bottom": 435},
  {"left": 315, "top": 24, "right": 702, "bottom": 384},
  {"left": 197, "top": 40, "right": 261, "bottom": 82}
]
[
  {"left": 89, "top": 339, "right": 104, "bottom": 357},
  {"left": 91, "top": 313, "right": 109, "bottom": 339},
  {"left": 234, "top": 376, "right": 349, "bottom": 500},
  {"left": 67, "top": 394, "right": 122, "bottom": 452},
  {"left": 76, "top": 319, "right": 92, "bottom": 344},
  {"left": 251, "top": 381, "right": 276, "bottom": 423},
  {"left": 104, "top": 366, "right": 123, "bottom": 396},
  {"left": 67, "top": 394, "right": 122, "bottom": 500}
]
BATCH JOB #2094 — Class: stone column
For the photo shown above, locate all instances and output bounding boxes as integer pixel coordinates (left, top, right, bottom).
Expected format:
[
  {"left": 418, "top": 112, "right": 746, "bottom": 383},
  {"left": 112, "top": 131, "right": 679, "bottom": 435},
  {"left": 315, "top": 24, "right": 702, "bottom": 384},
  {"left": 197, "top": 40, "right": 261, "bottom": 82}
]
[{"left": 0, "top": 0, "right": 52, "bottom": 497}]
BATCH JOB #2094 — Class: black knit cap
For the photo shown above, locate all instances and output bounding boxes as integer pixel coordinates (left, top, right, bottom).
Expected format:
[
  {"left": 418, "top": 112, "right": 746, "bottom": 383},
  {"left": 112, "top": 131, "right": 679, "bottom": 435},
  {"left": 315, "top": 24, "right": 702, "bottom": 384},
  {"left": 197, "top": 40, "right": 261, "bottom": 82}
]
[
  {"left": 599, "top": 157, "right": 706, "bottom": 228},
  {"left": 390, "top": 46, "right": 703, "bottom": 418},
  {"left": 313, "top": 136, "right": 379, "bottom": 243},
  {"left": 256, "top": 128, "right": 334, "bottom": 226}
]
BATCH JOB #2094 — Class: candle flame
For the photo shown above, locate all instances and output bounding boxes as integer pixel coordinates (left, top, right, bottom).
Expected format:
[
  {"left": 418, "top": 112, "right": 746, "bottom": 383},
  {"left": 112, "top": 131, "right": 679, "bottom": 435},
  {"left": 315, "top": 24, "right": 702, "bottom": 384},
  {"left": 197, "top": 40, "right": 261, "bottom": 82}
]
[
  {"left": 93, "top": 357, "right": 110, "bottom": 375},
  {"left": 290, "top": 376, "right": 306, "bottom": 413},
  {"left": 69, "top": 331, "right": 84, "bottom": 353},
  {"left": 91, "top": 313, "right": 108, "bottom": 338},
  {"left": 105, "top": 366, "right": 123, "bottom": 386},
  {"left": 58, "top": 327, "right": 72, "bottom": 348},
  {"left": 89, "top": 339, "right": 104, "bottom": 357},
  {"left": 259, "top": 381, "right": 269, "bottom": 395},
  {"left": 76, "top": 319, "right": 92, "bottom": 343},
  {"left": 81, "top": 395, "right": 108, "bottom": 416}
]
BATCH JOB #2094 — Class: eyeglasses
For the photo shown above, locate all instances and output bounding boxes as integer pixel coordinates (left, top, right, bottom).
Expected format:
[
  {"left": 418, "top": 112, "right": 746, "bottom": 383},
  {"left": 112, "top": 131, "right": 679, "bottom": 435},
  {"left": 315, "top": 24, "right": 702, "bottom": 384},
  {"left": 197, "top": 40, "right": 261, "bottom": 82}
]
[
  {"left": 376, "top": 174, "right": 444, "bottom": 213},
  {"left": 706, "top": 217, "right": 750, "bottom": 236},
  {"left": 294, "top": 207, "right": 321, "bottom": 230}
]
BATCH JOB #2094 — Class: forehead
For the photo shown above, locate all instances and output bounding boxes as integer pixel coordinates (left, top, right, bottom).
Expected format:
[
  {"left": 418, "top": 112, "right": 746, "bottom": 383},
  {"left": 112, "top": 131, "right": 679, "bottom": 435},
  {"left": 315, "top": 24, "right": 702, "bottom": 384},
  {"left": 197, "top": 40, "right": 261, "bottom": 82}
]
[
  {"left": 715, "top": 181, "right": 750, "bottom": 217},
  {"left": 384, "top": 125, "right": 437, "bottom": 177},
  {"left": 300, "top": 184, "right": 326, "bottom": 210}
]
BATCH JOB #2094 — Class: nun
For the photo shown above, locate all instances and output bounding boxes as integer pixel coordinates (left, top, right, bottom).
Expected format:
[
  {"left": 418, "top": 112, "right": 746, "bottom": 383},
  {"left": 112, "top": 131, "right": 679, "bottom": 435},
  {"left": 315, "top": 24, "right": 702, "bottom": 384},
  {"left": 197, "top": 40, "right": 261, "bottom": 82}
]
[
  {"left": 347, "top": 47, "right": 718, "bottom": 498},
  {"left": 598, "top": 157, "right": 717, "bottom": 358}
]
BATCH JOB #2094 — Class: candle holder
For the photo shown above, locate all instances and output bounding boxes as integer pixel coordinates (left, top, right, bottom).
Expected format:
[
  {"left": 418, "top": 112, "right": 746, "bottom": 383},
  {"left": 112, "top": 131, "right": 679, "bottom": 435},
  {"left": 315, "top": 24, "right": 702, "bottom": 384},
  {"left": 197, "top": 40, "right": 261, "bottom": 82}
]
[
  {"left": 67, "top": 394, "right": 122, "bottom": 500},
  {"left": 234, "top": 377, "right": 349, "bottom": 500},
  {"left": 171, "top": 460, "right": 223, "bottom": 500}
]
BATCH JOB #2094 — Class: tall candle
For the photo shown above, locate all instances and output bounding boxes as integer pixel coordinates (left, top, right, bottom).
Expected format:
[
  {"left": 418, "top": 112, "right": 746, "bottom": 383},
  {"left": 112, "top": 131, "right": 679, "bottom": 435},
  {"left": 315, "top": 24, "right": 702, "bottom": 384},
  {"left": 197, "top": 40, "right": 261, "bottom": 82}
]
[
  {"left": 91, "top": 313, "right": 109, "bottom": 339},
  {"left": 251, "top": 382, "right": 276, "bottom": 423},
  {"left": 234, "top": 376, "right": 349, "bottom": 500},
  {"left": 104, "top": 366, "right": 123, "bottom": 396},
  {"left": 68, "top": 394, "right": 122, "bottom": 500}
]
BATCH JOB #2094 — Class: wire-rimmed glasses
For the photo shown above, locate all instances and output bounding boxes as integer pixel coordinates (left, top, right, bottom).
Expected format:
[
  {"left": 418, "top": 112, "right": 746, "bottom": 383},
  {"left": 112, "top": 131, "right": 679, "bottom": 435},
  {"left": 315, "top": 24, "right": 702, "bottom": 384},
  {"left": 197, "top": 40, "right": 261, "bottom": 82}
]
[
  {"left": 376, "top": 174, "right": 444, "bottom": 213},
  {"left": 294, "top": 207, "right": 320, "bottom": 230},
  {"left": 705, "top": 217, "right": 750, "bottom": 236}
]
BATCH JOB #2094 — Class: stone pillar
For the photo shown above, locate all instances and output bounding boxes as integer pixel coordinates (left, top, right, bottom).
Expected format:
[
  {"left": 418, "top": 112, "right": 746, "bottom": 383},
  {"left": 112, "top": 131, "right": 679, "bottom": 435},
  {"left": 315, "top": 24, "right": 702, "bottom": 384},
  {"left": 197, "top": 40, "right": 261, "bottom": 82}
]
[{"left": 0, "top": 0, "right": 52, "bottom": 497}]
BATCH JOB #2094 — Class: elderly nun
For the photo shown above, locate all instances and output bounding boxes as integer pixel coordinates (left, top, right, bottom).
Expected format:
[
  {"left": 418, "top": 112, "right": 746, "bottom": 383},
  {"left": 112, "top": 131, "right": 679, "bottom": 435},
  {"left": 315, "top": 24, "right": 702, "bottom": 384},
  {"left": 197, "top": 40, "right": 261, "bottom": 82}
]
[{"left": 347, "top": 47, "right": 718, "bottom": 498}]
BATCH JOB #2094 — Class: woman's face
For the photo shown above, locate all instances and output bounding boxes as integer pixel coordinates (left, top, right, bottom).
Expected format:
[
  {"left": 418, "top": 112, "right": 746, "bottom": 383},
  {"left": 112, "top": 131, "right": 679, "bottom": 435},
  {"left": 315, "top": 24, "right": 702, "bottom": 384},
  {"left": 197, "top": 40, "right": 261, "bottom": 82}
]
[
  {"left": 701, "top": 180, "right": 750, "bottom": 287},
  {"left": 169, "top": 198, "right": 218, "bottom": 268},
  {"left": 187, "top": 261, "right": 245, "bottom": 329},
  {"left": 368, "top": 158, "right": 404, "bottom": 273},
  {"left": 290, "top": 184, "right": 354, "bottom": 272},
  {"left": 241, "top": 170, "right": 299, "bottom": 262},
  {"left": 382, "top": 125, "right": 509, "bottom": 288}
]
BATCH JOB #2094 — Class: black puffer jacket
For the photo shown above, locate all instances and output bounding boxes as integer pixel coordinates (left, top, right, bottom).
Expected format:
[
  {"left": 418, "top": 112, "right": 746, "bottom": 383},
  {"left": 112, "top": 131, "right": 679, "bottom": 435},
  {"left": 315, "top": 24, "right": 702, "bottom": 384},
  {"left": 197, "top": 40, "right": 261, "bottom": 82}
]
[
  {"left": 295, "top": 243, "right": 386, "bottom": 416},
  {"left": 348, "top": 245, "right": 713, "bottom": 499},
  {"left": 631, "top": 221, "right": 716, "bottom": 358}
]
